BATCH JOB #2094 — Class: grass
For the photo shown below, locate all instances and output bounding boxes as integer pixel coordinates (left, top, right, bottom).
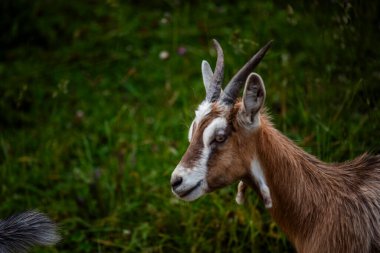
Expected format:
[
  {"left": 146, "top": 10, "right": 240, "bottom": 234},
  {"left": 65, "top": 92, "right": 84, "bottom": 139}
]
[{"left": 1, "top": 0, "right": 379, "bottom": 252}]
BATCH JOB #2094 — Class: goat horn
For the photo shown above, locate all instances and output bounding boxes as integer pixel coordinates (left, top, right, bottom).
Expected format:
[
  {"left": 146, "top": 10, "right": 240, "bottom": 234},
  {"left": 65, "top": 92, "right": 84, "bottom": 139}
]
[
  {"left": 221, "top": 40, "right": 273, "bottom": 105},
  {"left": 206, "top": 39, "right": 224, "bottom": 102}
]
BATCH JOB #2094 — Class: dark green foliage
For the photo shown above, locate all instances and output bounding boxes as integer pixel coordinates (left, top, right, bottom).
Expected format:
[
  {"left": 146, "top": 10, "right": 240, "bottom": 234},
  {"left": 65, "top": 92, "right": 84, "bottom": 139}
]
[{"left": 0, "top": 0, "right": 379, "bottom": 252}]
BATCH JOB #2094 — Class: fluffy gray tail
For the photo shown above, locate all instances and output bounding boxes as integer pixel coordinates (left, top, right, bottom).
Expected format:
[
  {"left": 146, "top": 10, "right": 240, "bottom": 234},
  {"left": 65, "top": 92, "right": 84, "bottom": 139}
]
[{"left": 0, "top": 210, "right": 60, "bottom": 253}]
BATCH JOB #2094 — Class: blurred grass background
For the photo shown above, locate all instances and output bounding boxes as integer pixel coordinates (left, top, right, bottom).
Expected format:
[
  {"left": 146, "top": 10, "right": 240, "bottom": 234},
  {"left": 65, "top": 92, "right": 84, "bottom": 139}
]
[{"left": 0, "top": 0, "right": 379, "bottom": 252}]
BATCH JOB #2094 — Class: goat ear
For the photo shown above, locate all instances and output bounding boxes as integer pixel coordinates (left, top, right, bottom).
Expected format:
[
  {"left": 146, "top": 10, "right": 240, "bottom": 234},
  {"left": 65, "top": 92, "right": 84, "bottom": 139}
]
[
  {"left": 241, "top": 73, "right": 266, "bottom": 124},
  {"left": 201, "top": 60, "right": 213, "bottom": 93}
]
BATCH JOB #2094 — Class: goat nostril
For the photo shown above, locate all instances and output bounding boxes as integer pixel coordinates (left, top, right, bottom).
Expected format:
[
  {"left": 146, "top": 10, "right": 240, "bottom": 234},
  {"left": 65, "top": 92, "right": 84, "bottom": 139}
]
[{"left": 171, "top": 176, "right": 183, "bottom": 189}]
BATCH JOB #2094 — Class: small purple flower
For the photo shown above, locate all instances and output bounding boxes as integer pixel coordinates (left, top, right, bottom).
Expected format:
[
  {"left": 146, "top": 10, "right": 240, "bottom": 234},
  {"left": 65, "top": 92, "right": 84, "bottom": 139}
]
[{"left": 177, "top": 46, "right": 187, "bottom": 56}]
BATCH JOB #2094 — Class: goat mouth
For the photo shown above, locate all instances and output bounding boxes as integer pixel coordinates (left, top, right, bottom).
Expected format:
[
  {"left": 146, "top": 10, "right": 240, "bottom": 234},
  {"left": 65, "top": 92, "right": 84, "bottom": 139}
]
[{"left": 178, "top": 180, "right": 202, "bottom": 198}]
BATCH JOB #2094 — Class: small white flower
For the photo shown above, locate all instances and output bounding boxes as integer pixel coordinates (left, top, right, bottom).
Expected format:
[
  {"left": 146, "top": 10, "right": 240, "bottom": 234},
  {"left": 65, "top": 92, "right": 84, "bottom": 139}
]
[
  {"left": 159, "top": 50, "right": 170, "bottom": 60},
  {"left": 76, "top": 110, "right": 84, "bottom": 119}
]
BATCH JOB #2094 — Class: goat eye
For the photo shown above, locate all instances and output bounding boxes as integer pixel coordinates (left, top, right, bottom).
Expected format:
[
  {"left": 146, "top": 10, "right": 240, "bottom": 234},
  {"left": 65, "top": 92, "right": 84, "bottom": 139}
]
[{"left": 215, "top": 134, "right": 226, "bottom": 143}]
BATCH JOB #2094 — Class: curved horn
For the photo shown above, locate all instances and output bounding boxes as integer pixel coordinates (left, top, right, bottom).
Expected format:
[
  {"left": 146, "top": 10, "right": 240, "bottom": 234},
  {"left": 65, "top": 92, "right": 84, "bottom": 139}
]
[
  {"left": 221, "top": 40, "right": 273, "bottom": 105},
  {"left": 206, "top": 39, "right": 224, "bottom": 102}
]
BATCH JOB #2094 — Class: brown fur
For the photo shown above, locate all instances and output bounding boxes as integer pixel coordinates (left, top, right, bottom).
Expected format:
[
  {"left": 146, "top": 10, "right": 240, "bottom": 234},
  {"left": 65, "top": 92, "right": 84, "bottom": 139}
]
[
  {"left": 189, "top": 102, "right": 380, "bottom": 253},
  {"left": 254, "top": 114, "right": 380, "bottom": 252}
]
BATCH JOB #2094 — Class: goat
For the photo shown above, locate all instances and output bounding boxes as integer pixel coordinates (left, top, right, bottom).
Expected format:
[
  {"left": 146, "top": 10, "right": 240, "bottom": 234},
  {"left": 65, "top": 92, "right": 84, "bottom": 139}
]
[
  {"left": 0, "top": 210, "right": 60, "bottom": 253},
  {"left": 170, "top": 39, "right": 380, "bottom": 253}
]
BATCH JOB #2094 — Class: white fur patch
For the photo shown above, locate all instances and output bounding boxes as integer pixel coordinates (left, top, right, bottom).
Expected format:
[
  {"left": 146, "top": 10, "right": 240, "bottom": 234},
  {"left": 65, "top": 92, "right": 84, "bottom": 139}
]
[
  {"left": 251, "top": 159, "right": 272, "bottom": 208},
  {"left": 171, "top": 164, "right": 208, "bottom": 201},
  {"left": 202, "top": 117, "right": 227, "bottom": 147},
  {"left": 195, "top": 101, "right": 212, "bottom": 124},
  {"left": 188, "top": 101, "right": 212, "bottom": 141},
  {"left": 236, "top": 181, "right": 247, "bottom": 205}
]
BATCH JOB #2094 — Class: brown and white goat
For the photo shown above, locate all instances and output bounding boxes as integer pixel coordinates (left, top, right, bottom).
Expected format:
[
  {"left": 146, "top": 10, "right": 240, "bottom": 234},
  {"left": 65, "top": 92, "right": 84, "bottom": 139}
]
[{"left": 170, "top": 40, "right": 380, "bottom": 253}]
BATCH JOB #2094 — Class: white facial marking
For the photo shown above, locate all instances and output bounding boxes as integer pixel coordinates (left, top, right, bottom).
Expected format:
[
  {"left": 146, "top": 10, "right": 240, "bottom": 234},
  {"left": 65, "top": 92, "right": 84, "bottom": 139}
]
[
  {"left": 202, "top": 117, "right": 227, "bottom": 147},
  {"left": 251, "top": 159, "right": 272, "bottom": 208},
  {"left": 195, "top": 101, "right": 212, "bottom": 124},
  {"left": 188, "top": 101, "right": 212, "bottom": 141},
  {"left": 172, "top": 117, "right": 227, "bottom": 201}
]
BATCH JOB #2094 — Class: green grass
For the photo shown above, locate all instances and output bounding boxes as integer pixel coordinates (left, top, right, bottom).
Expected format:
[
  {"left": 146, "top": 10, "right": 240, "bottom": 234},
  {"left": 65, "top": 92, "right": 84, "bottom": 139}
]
[{"left": 1, "top": 1, "right": 379, "bottom": 252}]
